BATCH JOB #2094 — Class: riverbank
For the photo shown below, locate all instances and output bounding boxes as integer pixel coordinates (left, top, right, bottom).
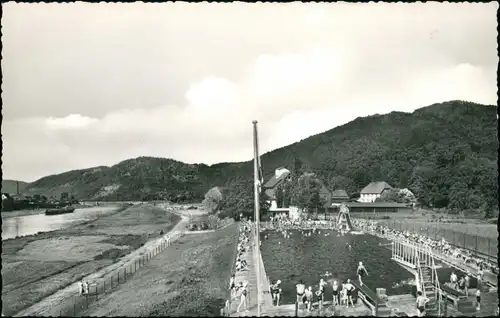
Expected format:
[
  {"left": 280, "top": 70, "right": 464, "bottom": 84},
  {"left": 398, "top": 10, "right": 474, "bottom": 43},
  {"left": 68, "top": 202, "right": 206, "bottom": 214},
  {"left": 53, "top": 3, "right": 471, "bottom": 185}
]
[
  {"left": 1, "top": 204, "right": 181, "bottom": 316},
  {"left": 77, "top": 223, "right": 239, "bottom": 317},
  {"left": 0, "top": 203, "right": 122, "bottom": 219}
]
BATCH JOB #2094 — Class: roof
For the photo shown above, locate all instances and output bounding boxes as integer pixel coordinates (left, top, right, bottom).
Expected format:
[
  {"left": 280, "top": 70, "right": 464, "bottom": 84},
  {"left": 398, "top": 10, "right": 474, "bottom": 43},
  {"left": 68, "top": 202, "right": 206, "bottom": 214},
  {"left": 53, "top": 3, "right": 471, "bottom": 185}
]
[
  {"left": 263, "top": 171, "right": 290, "bottom": 189},
  {"left": 360, "top": 181, "right": 392, "bottom": 194},
  {"left": 346, "top": 202, "right": 408, "bottom": 208},
  {"left": 331, "top": 189, "right": 349, "bottom": 198}
]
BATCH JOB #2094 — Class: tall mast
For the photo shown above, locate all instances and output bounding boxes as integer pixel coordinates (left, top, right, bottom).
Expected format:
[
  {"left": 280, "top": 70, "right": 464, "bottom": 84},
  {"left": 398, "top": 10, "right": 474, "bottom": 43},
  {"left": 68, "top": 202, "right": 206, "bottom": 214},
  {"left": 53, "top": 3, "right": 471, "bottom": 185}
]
[{"left": 252, "top": 120, "right": 262, "bottom": 317}]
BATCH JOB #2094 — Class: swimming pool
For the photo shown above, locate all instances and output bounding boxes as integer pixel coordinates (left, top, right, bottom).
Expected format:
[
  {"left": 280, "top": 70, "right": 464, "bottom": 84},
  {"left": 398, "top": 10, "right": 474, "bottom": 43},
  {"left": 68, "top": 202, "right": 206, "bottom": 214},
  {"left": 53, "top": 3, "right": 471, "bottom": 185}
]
[{"left": 260, "top": 229, "right": 415, "bottom": 305}]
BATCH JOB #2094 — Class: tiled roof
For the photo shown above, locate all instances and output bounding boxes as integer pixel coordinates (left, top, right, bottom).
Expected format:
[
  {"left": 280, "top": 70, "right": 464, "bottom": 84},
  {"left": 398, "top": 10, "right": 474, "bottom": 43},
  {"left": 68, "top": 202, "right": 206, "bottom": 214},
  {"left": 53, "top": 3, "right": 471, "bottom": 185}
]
[
  {"left": 263, "top": 171, "right": 290, "bottom": 189},
  {"left": 360, "top": 181, "right": 392, "bottom": 194},
  {"left": 331, "top": 189, "right": 349, "bottom": 198}
]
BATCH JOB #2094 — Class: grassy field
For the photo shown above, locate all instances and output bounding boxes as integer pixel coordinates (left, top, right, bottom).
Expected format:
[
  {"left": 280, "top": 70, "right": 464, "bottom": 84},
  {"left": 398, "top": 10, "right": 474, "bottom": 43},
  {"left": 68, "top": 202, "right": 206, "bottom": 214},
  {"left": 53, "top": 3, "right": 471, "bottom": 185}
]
[
  {"left": 80, "top": 223, "right": 239, "bottom": 317},
  {"left": 1, "top": 204, "right": 181, "bottom": 316}
]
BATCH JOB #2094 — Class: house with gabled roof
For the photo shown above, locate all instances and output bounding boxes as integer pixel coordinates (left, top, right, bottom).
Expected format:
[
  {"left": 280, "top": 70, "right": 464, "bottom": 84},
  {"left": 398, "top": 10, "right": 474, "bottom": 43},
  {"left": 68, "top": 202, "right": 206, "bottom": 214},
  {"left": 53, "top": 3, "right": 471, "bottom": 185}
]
[
  {"left": 262, "top": 167, "right": 291, "bottom": 210},
  {"left": 359, "top": 181, "right": 392, "bottom": 203}
]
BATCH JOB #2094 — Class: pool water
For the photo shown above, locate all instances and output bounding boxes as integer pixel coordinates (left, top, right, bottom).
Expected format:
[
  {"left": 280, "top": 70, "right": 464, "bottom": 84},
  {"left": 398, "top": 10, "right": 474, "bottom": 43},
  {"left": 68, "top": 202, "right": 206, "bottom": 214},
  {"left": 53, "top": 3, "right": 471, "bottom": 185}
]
[{"left": 260, "top": 229, "right": 415, "bottom": 305}]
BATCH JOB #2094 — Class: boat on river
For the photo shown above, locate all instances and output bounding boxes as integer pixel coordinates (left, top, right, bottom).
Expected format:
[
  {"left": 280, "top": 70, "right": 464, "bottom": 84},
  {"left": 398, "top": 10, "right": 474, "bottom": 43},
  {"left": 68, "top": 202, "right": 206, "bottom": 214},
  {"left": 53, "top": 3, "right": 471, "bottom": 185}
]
[{"left": 45, "top": 206, "right": 76, "bottom": 216}]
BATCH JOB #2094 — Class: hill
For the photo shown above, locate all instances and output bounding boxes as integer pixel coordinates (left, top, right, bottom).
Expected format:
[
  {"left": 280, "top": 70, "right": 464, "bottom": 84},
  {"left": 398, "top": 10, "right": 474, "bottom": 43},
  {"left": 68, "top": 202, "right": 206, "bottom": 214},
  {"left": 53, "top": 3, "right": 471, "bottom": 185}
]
[
  {"left": 2, "top": 180, "right": 29, "bottom": 195},
  {"left": 20, "top": 100, "right": 498, "bottom": 215}
]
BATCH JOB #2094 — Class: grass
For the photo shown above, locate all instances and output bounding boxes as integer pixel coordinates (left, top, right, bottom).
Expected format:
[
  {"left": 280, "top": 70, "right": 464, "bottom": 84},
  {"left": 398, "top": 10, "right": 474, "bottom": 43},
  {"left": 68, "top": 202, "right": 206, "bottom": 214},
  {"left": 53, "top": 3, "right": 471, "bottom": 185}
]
[
  {"left": 1, "top": 204, "right": 181, "bottom": 316},
  {"left": 80, "top": 223, "right": 240, "bottom": 317}
]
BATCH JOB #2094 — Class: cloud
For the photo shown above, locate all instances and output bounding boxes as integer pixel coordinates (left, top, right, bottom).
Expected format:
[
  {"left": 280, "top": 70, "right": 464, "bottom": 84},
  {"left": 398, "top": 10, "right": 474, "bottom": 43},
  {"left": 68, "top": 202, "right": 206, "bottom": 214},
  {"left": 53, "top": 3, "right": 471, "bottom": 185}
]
[
  {"left": 1, "top": 2, "right": 497, "bottom": 181},
  {"left": 45, "top": 114, "right": 99, "bottom": 130}
]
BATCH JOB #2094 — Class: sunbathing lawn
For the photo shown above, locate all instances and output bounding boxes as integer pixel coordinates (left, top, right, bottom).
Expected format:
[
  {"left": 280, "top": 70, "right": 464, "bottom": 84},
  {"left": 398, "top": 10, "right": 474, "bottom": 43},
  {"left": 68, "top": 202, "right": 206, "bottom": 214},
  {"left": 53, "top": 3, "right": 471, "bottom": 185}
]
[{"left": 79, "top": 223, "right": 240, "bottom": 317}]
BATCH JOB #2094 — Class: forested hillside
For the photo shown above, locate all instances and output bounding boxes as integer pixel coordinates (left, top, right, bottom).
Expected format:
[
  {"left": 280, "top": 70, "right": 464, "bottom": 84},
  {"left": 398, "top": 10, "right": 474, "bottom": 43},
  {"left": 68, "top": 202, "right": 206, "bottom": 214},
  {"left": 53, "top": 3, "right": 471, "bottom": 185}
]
[{"left": 20, "top": 100, "right": 498, "bottom": 216}]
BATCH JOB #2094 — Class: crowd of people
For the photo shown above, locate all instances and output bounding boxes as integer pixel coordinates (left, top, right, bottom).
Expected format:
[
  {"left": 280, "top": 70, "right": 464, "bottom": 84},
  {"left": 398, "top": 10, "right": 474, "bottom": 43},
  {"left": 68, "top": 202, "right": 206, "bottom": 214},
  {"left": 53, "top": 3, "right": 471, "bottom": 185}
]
[
  {"left": 286, "top": 277, "right": 359, "bottom": 312},
  {"left": 353, "top": 219, "right": 498, "bottom": 277},
  {"left": 227, "top": 220, "right": 253, "bottom": 313}
]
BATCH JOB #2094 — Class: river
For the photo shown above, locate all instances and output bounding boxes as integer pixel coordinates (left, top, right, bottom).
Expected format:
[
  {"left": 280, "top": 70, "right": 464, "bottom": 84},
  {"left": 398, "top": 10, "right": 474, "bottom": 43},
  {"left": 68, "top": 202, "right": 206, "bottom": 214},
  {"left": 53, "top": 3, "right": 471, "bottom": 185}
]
[{"left": 1, "top": 206, "right": 120, "bottom": 240}]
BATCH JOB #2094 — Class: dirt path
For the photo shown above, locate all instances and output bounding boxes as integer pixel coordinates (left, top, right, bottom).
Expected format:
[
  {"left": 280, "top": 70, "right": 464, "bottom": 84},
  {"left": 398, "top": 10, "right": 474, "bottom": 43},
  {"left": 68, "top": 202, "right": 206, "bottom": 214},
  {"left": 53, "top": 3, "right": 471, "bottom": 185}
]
[{"left": 14, "top": 212, "right": 189, "bottom": 317}]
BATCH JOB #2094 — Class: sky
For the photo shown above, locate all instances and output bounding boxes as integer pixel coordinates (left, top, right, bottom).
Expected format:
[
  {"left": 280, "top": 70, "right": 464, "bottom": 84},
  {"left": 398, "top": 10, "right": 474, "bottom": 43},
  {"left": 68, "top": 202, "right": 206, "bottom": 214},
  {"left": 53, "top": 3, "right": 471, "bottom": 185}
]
[{"left": 2, "top": 2, "right": 498, "bottom": 182}]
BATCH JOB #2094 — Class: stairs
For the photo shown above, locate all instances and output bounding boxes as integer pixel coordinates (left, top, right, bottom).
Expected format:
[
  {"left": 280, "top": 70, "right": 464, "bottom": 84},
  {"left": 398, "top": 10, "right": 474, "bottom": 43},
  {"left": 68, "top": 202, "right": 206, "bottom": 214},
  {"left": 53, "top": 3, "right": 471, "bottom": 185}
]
[{"left": 420, "top": 263, "right": 439, "bottom": 317}]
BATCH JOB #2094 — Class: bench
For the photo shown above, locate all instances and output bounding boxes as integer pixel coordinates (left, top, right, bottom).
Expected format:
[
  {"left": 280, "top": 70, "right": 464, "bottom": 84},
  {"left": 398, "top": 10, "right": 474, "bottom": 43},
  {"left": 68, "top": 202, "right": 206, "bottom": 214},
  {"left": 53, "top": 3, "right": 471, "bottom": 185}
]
[{"left": 441, "top": 284, "right": 467, "bottom": 307}]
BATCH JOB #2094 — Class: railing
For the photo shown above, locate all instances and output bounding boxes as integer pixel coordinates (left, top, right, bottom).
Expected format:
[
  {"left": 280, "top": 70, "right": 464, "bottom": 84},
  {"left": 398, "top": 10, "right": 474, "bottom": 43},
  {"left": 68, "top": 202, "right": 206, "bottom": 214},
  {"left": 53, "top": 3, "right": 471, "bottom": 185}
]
[
  {"left": 392, "top": 239, "right": 442, "bottom": 316},
  {"left": 376, "top": 219, "right": 497, "bottom": 262},
  {"left": 429, "top": 246, "right": 441, "bottom": 317}
]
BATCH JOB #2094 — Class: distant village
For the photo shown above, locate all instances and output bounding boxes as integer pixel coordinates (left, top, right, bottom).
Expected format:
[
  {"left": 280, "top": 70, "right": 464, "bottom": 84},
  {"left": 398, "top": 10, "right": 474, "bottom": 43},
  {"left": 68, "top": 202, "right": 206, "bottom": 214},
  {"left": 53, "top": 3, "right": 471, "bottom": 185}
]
[
  {"left": 1, "top": 183, "right": 78, "bottom": 212},
  {"left": 262, "top": 167, "right": 416, "bottom": 215}
]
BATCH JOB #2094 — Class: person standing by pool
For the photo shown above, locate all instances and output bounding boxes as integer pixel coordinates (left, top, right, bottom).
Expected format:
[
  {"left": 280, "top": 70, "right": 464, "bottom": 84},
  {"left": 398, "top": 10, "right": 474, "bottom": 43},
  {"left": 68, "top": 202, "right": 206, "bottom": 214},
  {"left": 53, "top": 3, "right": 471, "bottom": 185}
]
[
  {"left": 357, "top": 262, "right": 368, "bottom": 286},
  {"left": 475, "top": 289, "right": 481, "bottom": 311},
  {"left": 78, "top": 281, "right": 84, "bottom": 296},
  {"left": 304, "top": 286, "right": 313, "bottom": 312},
  {"left": 332, "top": 280, "right": 340, "bottom": 306},
  {"left": 450, "top": 271, "right": 458, "bottom": 290},
  {"left": 464, "top": 273, "right": 470, "bottom": 297},
  {"left": 270, "top": 280, "right": 282, "bottom": 306},
  {"left": 296, "top": 280, "right": 306, "bottom": 306},
  {"left": 344, "top": 279, "right": 355, "bottom": 308},
  {"left": 416, "top": 291, "right": 429, "bottom": 317}
]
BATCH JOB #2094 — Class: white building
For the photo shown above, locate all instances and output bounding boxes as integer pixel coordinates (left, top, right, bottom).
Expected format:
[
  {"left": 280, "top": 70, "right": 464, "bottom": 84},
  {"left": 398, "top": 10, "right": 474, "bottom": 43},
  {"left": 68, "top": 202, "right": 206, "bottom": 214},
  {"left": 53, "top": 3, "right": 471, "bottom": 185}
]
[{"left": 358, "top": 181, "right": 393, "bottom": 203}]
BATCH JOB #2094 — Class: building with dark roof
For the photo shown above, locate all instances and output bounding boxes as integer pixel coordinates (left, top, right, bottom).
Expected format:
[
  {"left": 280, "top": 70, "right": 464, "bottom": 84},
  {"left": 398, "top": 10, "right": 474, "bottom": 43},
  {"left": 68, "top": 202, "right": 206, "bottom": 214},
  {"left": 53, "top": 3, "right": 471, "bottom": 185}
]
[
  {"left": 359, "top": 181, "right": 392, "bottom": 203},
  {"left": 331, "top": 189, "right": 350, "bottom": 203}
]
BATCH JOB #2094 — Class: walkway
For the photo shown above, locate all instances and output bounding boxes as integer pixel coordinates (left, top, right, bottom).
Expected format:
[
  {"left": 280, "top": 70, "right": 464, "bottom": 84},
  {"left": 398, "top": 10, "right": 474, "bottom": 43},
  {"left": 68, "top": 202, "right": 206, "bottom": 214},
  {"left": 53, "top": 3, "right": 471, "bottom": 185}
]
[{"left": 229, "top": 235, "right": 272, "bottom": 316}]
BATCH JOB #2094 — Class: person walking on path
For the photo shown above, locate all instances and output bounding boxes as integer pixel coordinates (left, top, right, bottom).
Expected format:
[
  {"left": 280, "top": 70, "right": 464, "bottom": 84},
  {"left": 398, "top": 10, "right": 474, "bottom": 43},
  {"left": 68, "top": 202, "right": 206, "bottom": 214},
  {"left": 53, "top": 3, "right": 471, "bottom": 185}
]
[
  {"left": 229, "top": 274, "right": 236, "bottom": 299},
  {"left": 84, "top": 281, "right": 89, "bottom": 295},
  {"left": 236, "top": 281, "right": 249, "bottom": 313}
]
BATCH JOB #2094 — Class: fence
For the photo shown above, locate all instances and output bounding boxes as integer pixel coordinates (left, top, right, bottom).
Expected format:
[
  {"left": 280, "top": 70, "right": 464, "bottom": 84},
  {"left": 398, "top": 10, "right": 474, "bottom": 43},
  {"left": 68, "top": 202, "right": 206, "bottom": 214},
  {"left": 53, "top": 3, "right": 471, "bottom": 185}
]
[
  {"left": 376, "top": 219, "right": 497, "bottom": 262},
  {"left": 52, "top": 229, "right": 186, "bottom": 317}
]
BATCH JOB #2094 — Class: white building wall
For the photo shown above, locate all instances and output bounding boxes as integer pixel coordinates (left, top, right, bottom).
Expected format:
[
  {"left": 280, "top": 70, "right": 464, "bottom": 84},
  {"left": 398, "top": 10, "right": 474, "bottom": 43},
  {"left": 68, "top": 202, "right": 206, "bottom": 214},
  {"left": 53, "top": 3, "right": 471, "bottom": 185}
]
[{"left": 360, "top": 193, "right": 381, "bottom": 203}]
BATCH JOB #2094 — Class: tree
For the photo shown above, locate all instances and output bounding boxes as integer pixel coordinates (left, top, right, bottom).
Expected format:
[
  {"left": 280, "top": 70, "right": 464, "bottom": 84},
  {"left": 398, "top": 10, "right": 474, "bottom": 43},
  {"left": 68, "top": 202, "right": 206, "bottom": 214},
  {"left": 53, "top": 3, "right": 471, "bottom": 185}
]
[
  {"left": 218, "top": 180, "right": 270, "bottom": 221},
  {"left": 60, "top": 192, "right": 69, "bottom": 202},
  {"left": 289, "top": 173, "right": 325, "bottom": 212},
  {"left": 202, "top": 187, "right": 223, "bottom": 214},
  {"left": 376, "top": 188, "right": 416, "bottom": 204}
]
